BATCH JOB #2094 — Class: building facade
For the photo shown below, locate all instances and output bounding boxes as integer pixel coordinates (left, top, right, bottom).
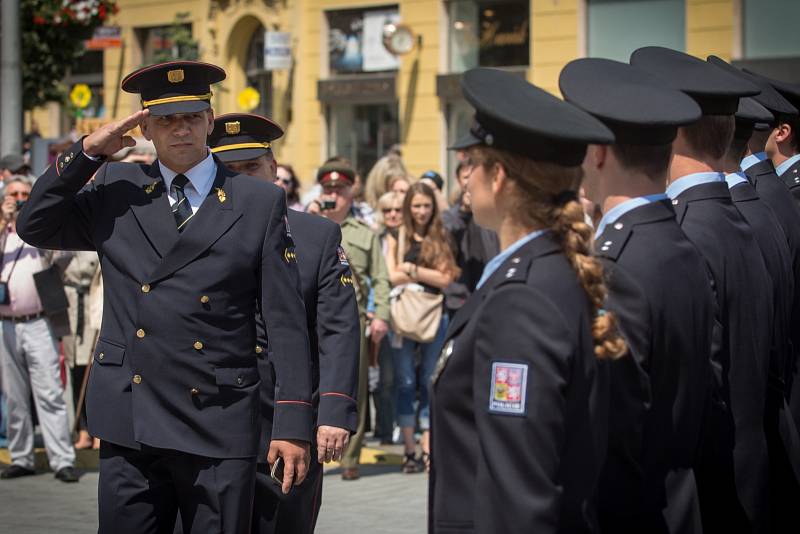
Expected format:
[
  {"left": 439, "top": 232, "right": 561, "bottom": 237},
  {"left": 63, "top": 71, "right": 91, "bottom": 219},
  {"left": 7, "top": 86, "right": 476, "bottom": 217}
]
[{"left": 27, "top": 0, "right": 800, "bottom": 193}]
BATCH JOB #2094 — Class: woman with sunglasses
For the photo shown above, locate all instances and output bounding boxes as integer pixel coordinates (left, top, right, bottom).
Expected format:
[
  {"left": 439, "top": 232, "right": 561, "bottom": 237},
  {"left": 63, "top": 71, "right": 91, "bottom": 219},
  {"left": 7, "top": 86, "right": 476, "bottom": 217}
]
[
  {"left": 276, "top": 164, "right": 303, "bottom": 211},
  {"left": 428, "top": 68, "right": 624, "bottom": 533}
]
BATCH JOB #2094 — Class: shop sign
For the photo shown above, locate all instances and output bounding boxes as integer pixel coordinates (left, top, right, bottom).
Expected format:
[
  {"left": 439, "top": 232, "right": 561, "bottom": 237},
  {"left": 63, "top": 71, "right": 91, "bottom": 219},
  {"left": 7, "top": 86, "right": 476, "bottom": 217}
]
[
  {"left": 265, "top": 32, "right": 292, "bottom": 71},
  {"left": 318, "top": 75, "right": 396, "bottom": 103},
  {"left": 85, "top": 26, "right": 122, "bottom": 50}
]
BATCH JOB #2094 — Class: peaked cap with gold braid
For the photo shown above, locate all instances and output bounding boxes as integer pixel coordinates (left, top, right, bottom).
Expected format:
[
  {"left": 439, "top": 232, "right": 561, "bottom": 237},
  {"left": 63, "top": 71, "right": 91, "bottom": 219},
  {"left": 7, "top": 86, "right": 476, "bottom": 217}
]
[
  {"left": 208, "top": 113, "right": 285, "bottom": 163},
  {"left": 121, "top": 61, "right": 225, "bottom": 116}
]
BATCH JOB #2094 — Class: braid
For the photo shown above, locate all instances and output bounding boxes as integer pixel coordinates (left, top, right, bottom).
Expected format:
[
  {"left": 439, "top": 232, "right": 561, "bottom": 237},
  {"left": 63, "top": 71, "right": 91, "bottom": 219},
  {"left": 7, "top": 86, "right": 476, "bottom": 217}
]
[
  {"left": 551, "top": 199, "right": 626, "bottom": 360},
  {"left": 472, "top": 146, "right": 626, "bottom": 360}
]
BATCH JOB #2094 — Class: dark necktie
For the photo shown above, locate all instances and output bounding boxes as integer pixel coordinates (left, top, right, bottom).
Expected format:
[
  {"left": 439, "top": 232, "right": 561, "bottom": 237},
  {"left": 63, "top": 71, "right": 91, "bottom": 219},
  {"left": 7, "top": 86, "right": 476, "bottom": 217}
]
[{"left": 171, "top": 174, "right": 194, "bottom": 232}]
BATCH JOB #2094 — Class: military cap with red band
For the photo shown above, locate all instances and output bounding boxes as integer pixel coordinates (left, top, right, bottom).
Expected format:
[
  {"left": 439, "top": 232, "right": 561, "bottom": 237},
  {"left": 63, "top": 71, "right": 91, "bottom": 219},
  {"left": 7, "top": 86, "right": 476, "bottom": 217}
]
[{"left": 317, "top": 163, "right": 356, "bottom": 185}]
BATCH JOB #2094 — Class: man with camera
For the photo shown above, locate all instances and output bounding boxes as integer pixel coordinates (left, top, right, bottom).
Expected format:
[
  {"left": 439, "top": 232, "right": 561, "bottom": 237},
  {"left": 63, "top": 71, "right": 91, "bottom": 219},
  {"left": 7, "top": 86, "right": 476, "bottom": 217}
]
[
  {"left": 307, "top": 160, "right": 391, "bottom": 480},
  {"left": 0, "top": 176, "right": 77, "bottom": 483}
]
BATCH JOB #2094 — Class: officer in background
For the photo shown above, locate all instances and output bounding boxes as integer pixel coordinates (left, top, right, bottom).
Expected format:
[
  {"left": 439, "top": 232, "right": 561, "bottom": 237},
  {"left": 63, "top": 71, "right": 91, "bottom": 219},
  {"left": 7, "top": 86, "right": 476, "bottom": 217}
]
[
  {"left": 17, "top": 61, "right": 313, "bottom": 533},
  {"left": 429, "top": 67, "right": 621, "bottom": 534},
  {"left": 560, "top": 58, "right": 713, "bottom": 533},
  {"left": 631, "top": 47, "right": 774, "bottom": 534},
  {"left": 208, "top": 113, "right": 360, "bottom": 533},
  {"left": 308, "top": 160, "right": 391, "bottom": 480},
  {"left": 719, "top": 96, "right": 800, "bottom": 530}
]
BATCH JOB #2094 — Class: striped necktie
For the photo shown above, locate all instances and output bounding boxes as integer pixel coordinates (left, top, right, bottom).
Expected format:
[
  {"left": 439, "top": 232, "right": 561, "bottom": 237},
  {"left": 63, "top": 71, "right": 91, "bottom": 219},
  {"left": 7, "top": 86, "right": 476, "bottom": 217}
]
[{"left": 171, "top": 174, "right": 194, "bottom": 232}]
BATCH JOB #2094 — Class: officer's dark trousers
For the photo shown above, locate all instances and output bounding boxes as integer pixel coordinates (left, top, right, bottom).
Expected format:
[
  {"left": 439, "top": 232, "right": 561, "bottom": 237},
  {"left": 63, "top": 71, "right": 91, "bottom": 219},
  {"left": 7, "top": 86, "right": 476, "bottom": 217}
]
[
  {"left": 251, "top": 457, "right": 323, "bottom": 534},
  {"left": 99, "top": 441, "right": 256, "bottom": 534}
]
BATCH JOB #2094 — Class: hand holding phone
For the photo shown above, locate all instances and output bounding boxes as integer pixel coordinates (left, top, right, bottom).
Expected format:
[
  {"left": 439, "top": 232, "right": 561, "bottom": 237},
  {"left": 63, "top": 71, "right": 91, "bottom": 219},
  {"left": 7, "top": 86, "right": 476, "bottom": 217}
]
[{"left": 270, "top": 456, "right": 285, "bottom": 486}]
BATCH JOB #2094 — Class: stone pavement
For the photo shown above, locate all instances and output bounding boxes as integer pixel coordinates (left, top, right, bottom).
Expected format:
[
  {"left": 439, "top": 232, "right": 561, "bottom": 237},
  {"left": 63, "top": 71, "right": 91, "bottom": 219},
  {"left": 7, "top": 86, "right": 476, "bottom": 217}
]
[{"left": 0, "top": 442, "right": 428, "bottom": 533}]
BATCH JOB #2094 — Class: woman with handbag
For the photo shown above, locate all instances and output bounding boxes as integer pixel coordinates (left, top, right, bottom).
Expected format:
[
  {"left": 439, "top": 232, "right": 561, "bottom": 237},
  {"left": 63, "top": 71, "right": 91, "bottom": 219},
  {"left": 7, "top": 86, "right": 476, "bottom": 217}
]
[
  {"left": 427, "top": 68, "right": 625, "bottom": 533},
  {"left": 385, "top": 182, "right": 459, "bottom": 473}
]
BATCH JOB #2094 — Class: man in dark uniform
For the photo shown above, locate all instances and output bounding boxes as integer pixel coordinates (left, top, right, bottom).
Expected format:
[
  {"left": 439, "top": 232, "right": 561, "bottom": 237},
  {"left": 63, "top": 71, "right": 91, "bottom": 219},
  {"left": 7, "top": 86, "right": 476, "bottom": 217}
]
[
  {"left": 720, "top": 96, "right": 800, "bottom": 531},
  {"left": 16, "top": 61, "right": 313, "bottom": 534},
  {"left": 207, "top": 113, "right": 360, "bottom": 534},
  {"left": 560, "top": 58, "right": 713, "bottom": 534},
  {"left": 632, "top": 47, "right": 775, "bottom": 534}
]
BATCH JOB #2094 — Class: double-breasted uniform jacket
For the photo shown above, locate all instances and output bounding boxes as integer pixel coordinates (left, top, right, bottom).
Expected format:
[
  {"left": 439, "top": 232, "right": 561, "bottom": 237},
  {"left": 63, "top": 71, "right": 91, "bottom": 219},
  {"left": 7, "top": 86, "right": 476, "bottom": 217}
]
[
  {"left": 16, "top": 139, "right": 313, "bottom": 459},
  {"left": 779, "top": 158, "right": 800, "bottom": 206},
  {"left": 594, "top": 200, "right": 713, "bottom": 534},
  {"left": 743, "top": 159, "right": 800, "bottom": 432},
  {"left": 671, "top": 181, "right": 773, "bottom": 532},
  {"left": 256, "top": 209, "right": 360, "bottom": 460},
  {"left": 428, "top": 234, "right": 609, "bottom": 534}
]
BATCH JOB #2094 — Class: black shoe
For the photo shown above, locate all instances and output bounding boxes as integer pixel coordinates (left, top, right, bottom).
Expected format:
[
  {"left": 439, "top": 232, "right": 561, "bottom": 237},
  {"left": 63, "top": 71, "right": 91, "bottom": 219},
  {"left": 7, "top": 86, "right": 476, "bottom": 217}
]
[
  {"left": 0, "top": 464, "right": 36, "bottom": 479},
  {"left": 54, "top": 466, "right": 79, "bottom": 483}
]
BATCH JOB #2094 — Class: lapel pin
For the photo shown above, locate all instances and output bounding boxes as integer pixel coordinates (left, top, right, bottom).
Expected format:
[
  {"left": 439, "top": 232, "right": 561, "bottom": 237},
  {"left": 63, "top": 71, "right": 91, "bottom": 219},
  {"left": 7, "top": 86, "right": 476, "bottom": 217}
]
[
  {"left": 216, "top": 188, "right": 227, "bottom": 203},
  {"left": 143, "top": 181, "right": 158, "bottom": 195}
]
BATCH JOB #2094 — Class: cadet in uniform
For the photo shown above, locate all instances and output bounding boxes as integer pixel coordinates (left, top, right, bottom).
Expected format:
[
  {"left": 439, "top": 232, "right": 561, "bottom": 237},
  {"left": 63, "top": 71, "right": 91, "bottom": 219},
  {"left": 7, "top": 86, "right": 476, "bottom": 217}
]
[
  {"left": 310, "top": 160, "right": 391, "bottom": 480},
  {"left": 560, "top": 58, "right": 713, "bottom": 534},
  {"left": 17, "top": 61, "right": 313, "bottom": 533},
  {"left": 428, "top": 67, "right": 623, "bottom": 534},
  {"left": 207, "top": 113, "right": 360, "bottom": 534},
  {"left": 631, "top": 47, "right": 775, "bottom": 534}
]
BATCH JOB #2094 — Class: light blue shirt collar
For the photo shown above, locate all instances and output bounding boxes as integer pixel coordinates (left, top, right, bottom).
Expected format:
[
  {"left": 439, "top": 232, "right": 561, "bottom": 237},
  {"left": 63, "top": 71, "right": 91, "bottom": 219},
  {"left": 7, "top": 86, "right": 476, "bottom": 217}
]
[
  {"left": 665, "top": 172, "right": 725, "bottom": 200},
  {"left": 776, "top": 154, "right": 800, "bottom": 176},
  {"left": 725, "top": 171, "right": 749, "bottom": 189},
  {"left": 476, "top": 230, "right": 548, "bottom": 289},
  {"left": 159, "top": 150, "right": 216, "bottom": 197},
  {"left": 740, "top": 151, "right": 768, "bottom": 172},
  {"left": 594, "top": 194, "right": 668, "bottom": 239}
]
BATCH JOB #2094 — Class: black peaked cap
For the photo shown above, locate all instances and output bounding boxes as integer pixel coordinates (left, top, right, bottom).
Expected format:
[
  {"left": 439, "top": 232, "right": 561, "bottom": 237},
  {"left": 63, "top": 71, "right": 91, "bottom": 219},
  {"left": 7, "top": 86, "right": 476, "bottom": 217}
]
[
  {"left": 209, "top": 113, "right": 284, "bottom": 163},
  {"left": 707, "top": 56, "right": 797, "bottom": 119},
  {"left": 630, "top": 47, "right": 759, "bottom": 115},
  {"left": 450, "top": 68, "right": 614, "bottom": 166},
  {"left": 734, "top": 97, "right": 775, "bottom": 139},
  {"left": 742, "top": 69, "right": 800, "bottom": 114},
  {"left": 122, "top": 61, "right": 226, "bottom": 116},
  {"left": 559, "top": 58, "right": 701, "bottom": 145}
]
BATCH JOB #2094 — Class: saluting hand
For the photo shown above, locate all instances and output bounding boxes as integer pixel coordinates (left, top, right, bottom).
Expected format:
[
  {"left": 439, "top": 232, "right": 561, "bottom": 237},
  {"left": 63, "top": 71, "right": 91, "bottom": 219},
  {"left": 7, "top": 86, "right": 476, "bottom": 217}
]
[
  {"left": 317, "top": 425, "right": 350, "bottom": 463},
  {"left": 267, "top": 439, "right": 310, "bottom": 495},
  {"left": 82, "top": 109, "right": 150, "bottom": 158}
]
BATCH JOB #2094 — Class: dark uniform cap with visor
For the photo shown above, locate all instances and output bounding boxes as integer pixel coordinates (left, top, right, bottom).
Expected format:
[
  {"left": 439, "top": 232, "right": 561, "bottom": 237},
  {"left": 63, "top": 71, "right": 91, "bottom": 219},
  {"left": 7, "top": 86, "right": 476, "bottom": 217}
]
[
  {"left": 706, "top": 56, "right": 797, "bottom": 123},
  {"left": 208, "top": 113, "right": 284, "bottom": 163},
  {"left": 741, "top": 69, "right": 800, "bottom": 113},
  {"left": 559, "top": 58, "right": 702, "bottom": 145},
  {"left": 630, "top": 47, "right": 759, "bottom": 115},
  {"left": 449, "top": 68, "right": 614, "bottom": 166},
  {"left": 121, "top": 61, "right": 226, "bottom": 116},
  {"left": 733, "top": 97, "right": 775, "bottom": 140}
]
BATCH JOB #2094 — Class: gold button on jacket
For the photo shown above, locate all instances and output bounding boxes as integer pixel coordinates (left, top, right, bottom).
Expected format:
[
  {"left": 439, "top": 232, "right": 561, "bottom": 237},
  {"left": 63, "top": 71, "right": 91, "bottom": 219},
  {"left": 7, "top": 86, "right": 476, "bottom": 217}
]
[
  {"left": 190, "top": 388, "right": 199, "bottom": 396},
  {"left": 255, "top": 346, "right": 263, "bottom": 354},
  {"left": 136, "top": 329, "right": 145, "bottom": 338},
  {"left": 141, "top": 284, "right": 150, "bottom": 293},
  {"left": 200, "top": 295, "right": 210, "bottom": 304},
  {"left": 193, "top": 341, "right": 204, "bottom": 350},
  {"left": 133, "top": 374, "right": 142, "bottom": 384}
]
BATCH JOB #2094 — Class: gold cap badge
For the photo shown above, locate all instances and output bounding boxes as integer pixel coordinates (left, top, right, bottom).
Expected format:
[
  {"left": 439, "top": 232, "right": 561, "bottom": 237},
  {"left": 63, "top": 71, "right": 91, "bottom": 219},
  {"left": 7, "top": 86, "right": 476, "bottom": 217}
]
[
  {"left": 225, "top": 121, "right": 241, "bottom": 135},
  {"left": 167, "top": 69, "right": 185, "bottom": 83}
]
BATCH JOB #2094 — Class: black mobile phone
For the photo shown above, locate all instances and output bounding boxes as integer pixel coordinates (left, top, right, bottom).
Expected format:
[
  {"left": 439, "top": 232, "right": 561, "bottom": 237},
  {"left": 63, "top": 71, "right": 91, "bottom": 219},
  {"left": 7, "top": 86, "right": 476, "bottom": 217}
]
[
  {"left": 320, "top": 199, "right": 336, "bottom": 211},
  {"left": 270, "top": 456, "right": 285, "bottom": 485}
]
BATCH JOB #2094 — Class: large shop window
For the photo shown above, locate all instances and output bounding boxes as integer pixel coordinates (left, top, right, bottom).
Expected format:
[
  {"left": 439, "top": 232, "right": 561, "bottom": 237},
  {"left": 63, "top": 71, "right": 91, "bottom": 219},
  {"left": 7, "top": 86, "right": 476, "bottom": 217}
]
[
  {"left": 742, "top": 0, "right": 800, "bottom": 59},
  {"left": 327, "top": 103, "right": 399, "bottom": 179},
  {"left": 587, "top": 0, "right": 684, "bottom": 62},
  {"left": 448, "top": 0, "right": 529, "bottom": 72},
  {"left": 327, "top": 6, "right": 400, "bottom": 75}
]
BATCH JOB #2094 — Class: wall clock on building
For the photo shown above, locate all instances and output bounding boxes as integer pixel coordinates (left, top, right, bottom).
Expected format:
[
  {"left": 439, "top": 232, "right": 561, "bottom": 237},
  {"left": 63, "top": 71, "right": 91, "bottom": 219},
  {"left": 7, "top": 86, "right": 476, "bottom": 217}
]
[{"left": 383, "top": 23, "right": 416, "bottom": 55}]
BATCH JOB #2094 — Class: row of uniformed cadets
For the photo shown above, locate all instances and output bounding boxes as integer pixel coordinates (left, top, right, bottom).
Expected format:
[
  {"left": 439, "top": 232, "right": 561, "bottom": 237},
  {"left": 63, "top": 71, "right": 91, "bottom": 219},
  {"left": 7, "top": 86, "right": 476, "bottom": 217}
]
[
  {"left": 427, "top": 47, "right": 800, "bottom": 534},
  {"left": 16, "top": 61, "right": 361, "bottom": 534}
]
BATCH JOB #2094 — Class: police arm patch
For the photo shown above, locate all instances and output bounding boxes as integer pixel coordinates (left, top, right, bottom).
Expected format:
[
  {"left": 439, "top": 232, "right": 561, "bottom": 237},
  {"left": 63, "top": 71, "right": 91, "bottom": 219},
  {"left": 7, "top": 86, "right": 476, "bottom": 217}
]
[{"left": 488, "top": 362, "right": 528, "bottom": 416}]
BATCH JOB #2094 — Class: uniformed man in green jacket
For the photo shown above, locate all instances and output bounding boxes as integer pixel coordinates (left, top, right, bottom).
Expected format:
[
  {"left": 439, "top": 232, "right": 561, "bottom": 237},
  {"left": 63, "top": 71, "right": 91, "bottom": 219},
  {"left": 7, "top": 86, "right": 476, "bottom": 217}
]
[{"left": 308, "top": 159, "right": 391, "bottom": 480}]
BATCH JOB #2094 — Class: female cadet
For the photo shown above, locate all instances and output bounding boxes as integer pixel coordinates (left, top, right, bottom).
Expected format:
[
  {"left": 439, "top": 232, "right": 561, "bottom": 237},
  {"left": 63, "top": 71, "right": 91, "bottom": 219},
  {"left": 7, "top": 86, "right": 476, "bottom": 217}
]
[{"left": 428, "top": 68, "right": 625, "bottom": 534}]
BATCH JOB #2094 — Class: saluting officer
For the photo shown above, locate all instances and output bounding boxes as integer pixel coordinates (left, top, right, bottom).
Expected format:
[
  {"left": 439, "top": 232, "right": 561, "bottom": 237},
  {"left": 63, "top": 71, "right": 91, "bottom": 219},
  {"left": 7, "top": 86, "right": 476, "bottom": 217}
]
[
  {"left": 428, "top": 67, "right": 624, "bottom": 534},
  {"left": 560, "top": 58, "right": 714, "bottom": 534},
  {"left": 16, "top": 62, "right": 313, "bottom": 534},
  {"left": 631, "top": 47, "right": 775, "bottom": 534},
  {"left": 207, "top": 113, "right": 360, "bottom": 534}
]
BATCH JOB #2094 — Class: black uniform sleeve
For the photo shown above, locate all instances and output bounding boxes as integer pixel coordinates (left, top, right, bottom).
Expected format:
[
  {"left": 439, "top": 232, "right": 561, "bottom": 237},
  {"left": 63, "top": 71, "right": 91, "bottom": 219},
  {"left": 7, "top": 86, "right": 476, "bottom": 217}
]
[
  {"left": 315, "top": 224, "right": 360, "bottom": 432},
  {"left": 472, "top": 284, "right": 573, "bottom": 534},
  {"left": 17, "top": 139, "right": 103, "bottom": 251},
  {"left": 260, "top": 193, "right": 314, "bottom": 442}
]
